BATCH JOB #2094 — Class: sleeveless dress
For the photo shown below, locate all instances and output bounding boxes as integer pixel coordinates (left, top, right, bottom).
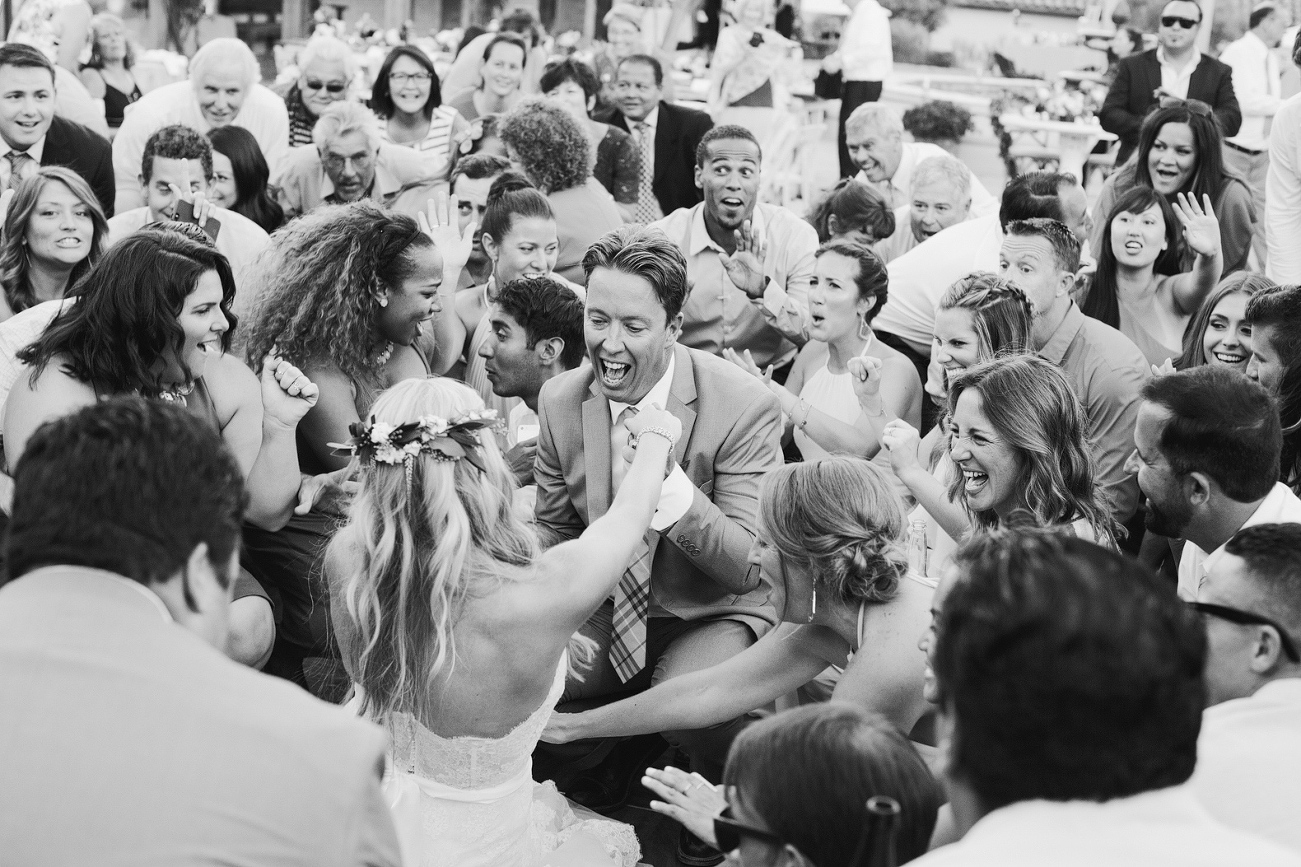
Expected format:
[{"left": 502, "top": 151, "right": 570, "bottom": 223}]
[
  {"left": 364, "top": 655, "right": 641, "bottom": 867},
  {"left": 793, "top": 363, "right": 858, "bottom": 460},
  {"left": 1118, "top": 295, "right": 1181, "bottom": 368}
]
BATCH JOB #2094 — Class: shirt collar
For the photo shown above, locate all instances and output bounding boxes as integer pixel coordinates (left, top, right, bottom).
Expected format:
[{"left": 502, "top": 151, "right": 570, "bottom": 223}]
[
  {"left": 891, "top": 144, "right": 919, "bottom": 198},
  {"left": 0, "top": 134, "right": 46, "bottom": 163},
  {"left": 1037, "top": 302, "right": 1085, "bottom": 365},
  {"left": 640, "top": 104, "right": 660, "bottom": 130},
  {"left": 688, "top": 203, "right": 767, "bottom": 256},
  {"left": 319, "top": 143, "right": 399, "bottom": 201},
  {"left": 609, "top": 352, "right": 676, "bottom": 423},
  {"left": 1157, "top": 45, "right": 1202, "bottom": 71},
  {"left": 1203, "top": 483, "right": 1300, "bottom": 567},
  {"left": 19, "top": 565, "right": 172, "bottom": 623}
]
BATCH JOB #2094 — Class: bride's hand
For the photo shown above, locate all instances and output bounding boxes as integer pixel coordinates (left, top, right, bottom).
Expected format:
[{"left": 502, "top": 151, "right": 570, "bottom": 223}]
[
  {"left": 626, "top": 403, "right": 681, "bottom": 447},
  {"left": 643, "top": 766, "right": 726, "bottom": 849}
]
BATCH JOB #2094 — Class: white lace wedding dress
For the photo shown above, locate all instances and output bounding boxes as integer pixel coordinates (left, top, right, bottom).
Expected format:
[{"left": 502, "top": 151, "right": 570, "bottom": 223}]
[{"left": 367, "top": 655, "right": 641, "bottom": 867}]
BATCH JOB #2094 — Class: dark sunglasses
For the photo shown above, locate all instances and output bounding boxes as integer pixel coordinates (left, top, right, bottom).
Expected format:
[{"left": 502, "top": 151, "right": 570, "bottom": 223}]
[
  {"left": 1191, "top": 601, "right": 1301, "bottom": 662},
  {"left": 304, "top": 79, "right": 347, "bottom": 93},
  {"left": 714, "top": 796, "right": 901, "bottom": 866},
  {"left": 1158, "top": 96, "right": 1213, "bottom": 116},
  {"left": 1160, "top": 14, "right": 1200, "bottom": 27}
]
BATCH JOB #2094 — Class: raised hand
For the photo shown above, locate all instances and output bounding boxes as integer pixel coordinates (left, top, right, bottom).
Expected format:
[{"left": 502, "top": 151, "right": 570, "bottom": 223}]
[
  {"left": 261, "top": 351, "right": 319, "bottom": 429},
  {"left": 418, "top": 192, "right": 476, "bottom": 277},
  {"left": 167, "top": 158, "right": 217, "bottom": 227},
  {"left": 1173, "top": 192, "right": 1221, "bottom": 259},
  {"left": 721, "top": 346, "right": 772, "bottom": 383},
  {"left": 642, "top": 766, "right": 727, "bottom": 849},
  {"left": 880, "top": 418, "right": 923, "bottom": 477},
  {"left": 848, "top": 354, "right": 885, "bottom": 402},
  {"left": 719, "top": 220, "right": 767, "bottom": 298},
  {"left": 627, "top": 402, "right": 682, "bottom": 447}
]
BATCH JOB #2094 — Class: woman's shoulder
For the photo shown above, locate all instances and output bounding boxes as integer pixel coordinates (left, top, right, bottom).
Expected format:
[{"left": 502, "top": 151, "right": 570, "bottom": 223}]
[{"left": 200, "top": 352, "right": 259, "bottom": 424}]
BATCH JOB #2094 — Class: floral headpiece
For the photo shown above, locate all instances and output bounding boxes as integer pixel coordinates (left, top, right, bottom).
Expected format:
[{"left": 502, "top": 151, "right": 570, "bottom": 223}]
[{"left": 331, "top": 410, "right": 503, "bottom": 485}]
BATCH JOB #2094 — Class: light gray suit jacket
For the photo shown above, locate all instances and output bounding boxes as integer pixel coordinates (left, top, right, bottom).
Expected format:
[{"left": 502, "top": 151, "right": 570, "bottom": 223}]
[
  {"left": 0, "top": 566, "right": 401, "bottom": 867},
  {"left": 534, "top": 343, "right": 785, "bottom": 635}
]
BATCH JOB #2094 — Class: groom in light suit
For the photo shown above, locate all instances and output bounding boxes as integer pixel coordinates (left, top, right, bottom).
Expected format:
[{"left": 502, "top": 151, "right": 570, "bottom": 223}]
[
  {"left": 534, "top": 227, "right": 784, "bottom": 790},
  {"left": 0, "top": 398, "right": 400, "bottom": 867}
]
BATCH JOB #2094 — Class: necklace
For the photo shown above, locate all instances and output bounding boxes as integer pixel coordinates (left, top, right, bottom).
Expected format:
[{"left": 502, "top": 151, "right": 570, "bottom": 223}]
[
  {"left": 372, "top": 341, "right": 395, "bottom": 367},
  {"left": 158, "top": 380, "right": 196, "bottom": 407}
]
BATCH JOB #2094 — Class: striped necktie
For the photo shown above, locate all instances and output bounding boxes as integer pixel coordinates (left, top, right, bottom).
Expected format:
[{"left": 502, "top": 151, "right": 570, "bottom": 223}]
[
  {"left": 609, "top": 405, "right": 655, "bottom": 681},
  {"left": 6, "top": 150, "right": 33, "bottom": 192},
  {"left": 632, "top": 122, "right": 660, "bottom": 225}
]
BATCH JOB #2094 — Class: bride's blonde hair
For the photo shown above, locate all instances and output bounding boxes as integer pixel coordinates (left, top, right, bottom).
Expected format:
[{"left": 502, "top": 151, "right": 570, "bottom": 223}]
[{"left": 326, "top": 378, "right": 538, "bottom": 721}]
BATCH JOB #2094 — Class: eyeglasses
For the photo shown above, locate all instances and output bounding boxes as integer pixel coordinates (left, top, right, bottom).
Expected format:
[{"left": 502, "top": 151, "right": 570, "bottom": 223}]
[
  {"left": 1158, "top": 96, "right": 1213, "bottom": 116},
  {"left": 714, "top": 796, "right": 901, "bottom": 865},
  {"left": 713, "top": 808, "right": 789, "bottom": 853},
  {"left": 304, "top": 79, "right": 347, "bottom": 93},
  {"left": 321, "top": 152, "right": 375, "bottom": 172},
  {"left": 1190, "top": 601, "right": 1301, "bottom": 662},
  {"left": 389, "top": 71, "right": 433, "bottom": 85},
  {"left": 1160, "top": 14, "right": 1200, "bottom": 27}
]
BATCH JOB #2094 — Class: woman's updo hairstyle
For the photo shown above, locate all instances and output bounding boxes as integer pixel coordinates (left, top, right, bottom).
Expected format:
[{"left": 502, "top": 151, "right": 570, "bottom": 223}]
[
  {"left": 479, "top": 170, "right": 554, "bottom": 247},
  {"left": 816, "top": 238, "right": 890, "bottom": 324},
  {"left": 805, "top": 177, "right": 895, "bottom": 244},
  {"left": 759, "top": 457, "right": 908, "bottom": 606}
]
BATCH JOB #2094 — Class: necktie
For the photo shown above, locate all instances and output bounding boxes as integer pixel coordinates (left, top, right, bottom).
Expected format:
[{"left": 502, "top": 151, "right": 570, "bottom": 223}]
[
  {"left": 632, "top": 122, "right": 660, "bottom": 225},
  {"left": 6, "top": 150, "right": 33, "bottom": 192},
  {"left": 609, "top": 405, "right": 655, "bottom": 682}
]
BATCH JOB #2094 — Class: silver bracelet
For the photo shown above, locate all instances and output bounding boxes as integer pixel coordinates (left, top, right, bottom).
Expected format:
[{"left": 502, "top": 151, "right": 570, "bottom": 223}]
[{"left": 633, "top": 427, "right": 677, "bottom": 476}]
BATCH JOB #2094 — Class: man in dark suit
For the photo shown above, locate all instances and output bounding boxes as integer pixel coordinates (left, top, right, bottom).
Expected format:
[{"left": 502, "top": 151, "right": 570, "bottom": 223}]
[
  {"left": 0, "top": 43, "right": 114, "bottom": 216},
  {"left": 605, "top": 54, "right": 712, "bottom": 222},
  {"left": 1101, "top": 0, "right": 1241, "bottom": 164}
]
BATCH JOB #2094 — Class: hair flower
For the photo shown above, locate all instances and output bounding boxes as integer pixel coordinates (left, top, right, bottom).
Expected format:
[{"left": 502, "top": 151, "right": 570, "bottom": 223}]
[{"left": 330, "top": 410, "right": 504, "bottom": 475}]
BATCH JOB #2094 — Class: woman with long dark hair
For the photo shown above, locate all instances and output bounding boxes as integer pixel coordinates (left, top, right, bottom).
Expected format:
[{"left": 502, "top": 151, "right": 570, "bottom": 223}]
[
  {"left": 805, "top": 176, "right": 895, "bottom": 245},
  {"left": 206, "top": 126, "right": 284, "bottom": 234}
]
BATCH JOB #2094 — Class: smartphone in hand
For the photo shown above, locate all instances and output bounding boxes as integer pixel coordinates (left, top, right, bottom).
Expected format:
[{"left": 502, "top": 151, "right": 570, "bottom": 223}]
[{"left": 174, "top": 199, "right": 222, "bottom": 242}]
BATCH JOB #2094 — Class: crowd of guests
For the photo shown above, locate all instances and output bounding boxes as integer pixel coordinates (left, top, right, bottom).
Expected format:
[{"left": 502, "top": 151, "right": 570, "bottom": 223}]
[{"left": 0, "top": 3, "right": 1300, "bottom": 867}]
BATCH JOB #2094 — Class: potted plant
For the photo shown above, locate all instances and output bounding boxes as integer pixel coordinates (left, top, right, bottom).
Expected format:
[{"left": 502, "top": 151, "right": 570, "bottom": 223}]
[{"left": 902, "top": 100, "right": 974, "bottom": 153}]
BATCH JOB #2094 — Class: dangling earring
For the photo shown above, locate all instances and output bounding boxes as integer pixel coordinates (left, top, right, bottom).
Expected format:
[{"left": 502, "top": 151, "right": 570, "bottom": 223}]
[
  {"left": 807, "top": 587, "right": 817, "bottom": 623},
  {"left": 858, "top": 313, "right": 871, "bottom": 341}
]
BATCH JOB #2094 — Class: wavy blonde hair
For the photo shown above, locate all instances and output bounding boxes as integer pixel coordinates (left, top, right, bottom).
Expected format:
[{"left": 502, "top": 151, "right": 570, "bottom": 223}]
[
  {"left": 326, "top": 378, "right": 538, "bottom": 721},
  {"left": 758, "top": 457, "right": 908, "bottom": 607}
]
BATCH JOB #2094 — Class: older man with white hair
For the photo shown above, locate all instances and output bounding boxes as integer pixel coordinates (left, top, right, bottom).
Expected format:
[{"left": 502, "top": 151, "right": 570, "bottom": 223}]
[
  {"left": 112, "top": 38, "right": 289, "bottom": 213},
  {"left": 874, "top": 152, "right": 973, "bottom": 263},
  {"left": 845, "top": 103, "right": 997, "bottom": 217},
  {"left": 271, "top": 101, "right": 442, "bottom": 219},
  {"left": 276, "top": 34, "right": 356, "bottom": 148}
]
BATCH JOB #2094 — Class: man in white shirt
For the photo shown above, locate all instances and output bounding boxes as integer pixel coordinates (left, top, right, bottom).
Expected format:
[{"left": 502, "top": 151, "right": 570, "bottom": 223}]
[
  {"left": 113, "top": 39, "right": 289, "bottom": 214},
  {"left": 824, "top": 0, "right": 892, "bottom": 177},
  {"left": 1267, "top": 31, "right": 1301, "bottom": 283},
  {"left": 649, "top": 124, "right": 816, "bottom": 372},
  {"left": 107, "top": 124, "right": 269, "bottom": 302},
  {"left": 1127, "top": 365, "right": 1301, "bottom": 600},
  {"left": 844, "top": 103, "right": 997, "bottom": 216},
  {"left": 914, "top": 528, "right": 1301, "bottom": 867},
  {"left": 1191, "top": 523, "right": 1301, "bottom": 855},
  {"left": 874, "top": 152, "right": 973, "bottom": 264},
  {"left": 1220, "top": 2, "right": 1289, "bottom": 266}
]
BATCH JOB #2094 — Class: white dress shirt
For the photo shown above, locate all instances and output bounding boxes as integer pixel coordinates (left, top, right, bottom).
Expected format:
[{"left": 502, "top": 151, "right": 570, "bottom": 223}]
[
  {"left": 112, "top": 81, "right": 290, "bottom": 213},
  {"left": 1158, "top": 46, "right": 1202, "bottom": 100},
  {"left": 1267, "top": 93, "right": 1301, "bottom": 283},
  {"left": 608, "top": 353, "right": 692, "bottom": 530},
  {"left": 911, "top": 786, "right": 1301, "bottom": 867},
  {"left": 1193, "top": 679, "right": 1301, "bottom": 855},
  {"left": 856, "top": 142, "right": 998, "bottom": 216},
  {"left": 1219, "top": 31, "right": 1282, "bottom": 151},
  {"left": 1178, "top": 482, "right": 1301, "bottom": 600},
  {"left": 839, "top": 0, "right": 893, "bottom": 82},
  {"left": 874, "top": 212, "right": 1003, "bottom": 355}
]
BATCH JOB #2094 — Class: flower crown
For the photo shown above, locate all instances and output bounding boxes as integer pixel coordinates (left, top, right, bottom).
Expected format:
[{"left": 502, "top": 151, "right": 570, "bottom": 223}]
[{"left": 332, "top": 410, "right": 503, "bottom": 475}]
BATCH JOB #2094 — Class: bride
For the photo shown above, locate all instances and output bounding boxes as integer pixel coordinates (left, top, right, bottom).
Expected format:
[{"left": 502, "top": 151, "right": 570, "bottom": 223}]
[{"left": 326, "top": 377, "right": 679, "bottom": 867}]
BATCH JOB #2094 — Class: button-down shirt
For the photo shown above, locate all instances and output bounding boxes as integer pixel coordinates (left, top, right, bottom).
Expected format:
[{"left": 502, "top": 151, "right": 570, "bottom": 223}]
[
  {"left": 1178, "top": 482, "right": 1301, "bottom": 599},
  {"left": 839, "top": 0, "right": 893, "bottom": 82},
  {"left": 1219, "top": 31, "right": 1282, "bottom": 151},
  {"left": 112, "top": 80, "right": 290, "bottom": 213},
  {"left": 1037, "top": 303, "right": 1149, "bottom": 523},
  {"left": 608, "top": 354, "right": 692, "bottom": 530},
  {"left": 0, "top": 134, "right": 45, "bottom": 188},
  {"left": 272, "top": 141, "right": 444, "bottom": 222},
  {"left": 650, "top": 202, "right": 816, "bottom": 369},
  {"left": 1268, "top": 93, "right": 1301, "bottom": 284},
  {"left": 1158, "top": 46, "right": 1202, "bottom": 99},
  {"left": 910, "top": 785, "right": 1301, "bottom": 867},
  {"left": 1193, "top": 678, "right": 1301, "bottom": 855},
  {"left": 856, "top": 141, "right": 998, "bottom": 216}
]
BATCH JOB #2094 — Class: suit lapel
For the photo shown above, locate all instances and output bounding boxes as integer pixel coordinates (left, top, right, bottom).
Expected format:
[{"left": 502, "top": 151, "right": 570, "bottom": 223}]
[
  {"left": 654, "top": 102, "right": 673, "bottom": 185},
  {"left": 584, "top": 381, "right": 614, "bottom": 520},
  {"left": 668, "top": 345, "right": 697, "bottom": 469},
  {"left": 1188, "top": 55, "right": 1212, "bottom": 100}
]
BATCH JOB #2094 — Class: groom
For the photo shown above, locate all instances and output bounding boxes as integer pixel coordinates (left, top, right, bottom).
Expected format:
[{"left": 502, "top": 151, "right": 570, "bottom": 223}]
[{"left": 533, "top": 226, "right": 783, "bottom": 846}]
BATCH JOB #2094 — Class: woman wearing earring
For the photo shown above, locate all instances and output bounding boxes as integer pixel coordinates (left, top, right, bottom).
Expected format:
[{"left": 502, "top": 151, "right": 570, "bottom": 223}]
[{"left": 724, "top": 240, "right": 921, "bottom": 460}]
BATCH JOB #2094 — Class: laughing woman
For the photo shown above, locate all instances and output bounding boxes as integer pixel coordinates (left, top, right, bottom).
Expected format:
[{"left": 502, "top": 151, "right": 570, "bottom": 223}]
[
  {"left": 371, "top": 45, "right": 471, "bottom": 178},
  {"left": 1175, "top": 272, "right": 1275, "bottom": 372}
]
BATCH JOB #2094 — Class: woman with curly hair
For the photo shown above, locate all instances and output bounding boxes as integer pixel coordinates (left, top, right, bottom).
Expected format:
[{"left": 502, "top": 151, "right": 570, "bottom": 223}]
[
  {"left": 724, "top": 239, "right": 922, "bottom": 460},
  {"left": 805, "top": 176, "right": 895, "bottom": 245},
  {"left": 944, "top": 354, "right": 1119, "bottom": 547},
  {"left": 239, "top": 202, "right": 452, "bottom": 688},
  {"left": 498, "top": 97, "right": 622, "bottom": 285},
  {"left": 543, "top": 457, "right": 938, "bottom": 748},
  {"left": 4, "top": 226, "right": 319, "bottom": 669},
  {"left": 0, "top": 167, "right": 109, "bottom": 322}
]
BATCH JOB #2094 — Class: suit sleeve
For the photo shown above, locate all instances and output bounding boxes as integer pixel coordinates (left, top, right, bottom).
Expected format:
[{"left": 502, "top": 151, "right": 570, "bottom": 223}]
[
  {"left": 533, "top": 379, "right": 585, "bottom": 550},
  {"left": 1100, "top": 60, "right": 1143, "bottom": 142},
  {"left": 1213, "top": 66, "right": 1242, "bottom": 139},
  {"left": 90, "top": 137, "right": 116, "bottom": 219},
  {"left": 664, "top": 387, "right": 782, "bottom": 592}
]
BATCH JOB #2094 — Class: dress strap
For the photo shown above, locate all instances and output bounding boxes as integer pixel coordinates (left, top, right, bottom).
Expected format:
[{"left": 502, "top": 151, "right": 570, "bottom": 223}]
[{"left": 855, "top": 601, "right": 867, "bottom": 653}]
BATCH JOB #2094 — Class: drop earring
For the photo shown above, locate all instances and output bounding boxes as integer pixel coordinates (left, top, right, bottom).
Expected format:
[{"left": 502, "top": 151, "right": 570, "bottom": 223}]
[
  {"left": 378, "top": 294, "right": 388, "bottom": 308},
  {"left": 807, "top": 587, "right": 817, "bottom": 623},
  {"left": 858, "top": 313, "right": 871, "bottom": 341}
]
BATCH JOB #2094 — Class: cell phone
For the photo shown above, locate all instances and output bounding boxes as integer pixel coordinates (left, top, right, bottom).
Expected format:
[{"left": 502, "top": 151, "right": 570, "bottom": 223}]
[
  {"left": 749, "top": 31, "right": 765, "bottom": 47},
  {"left": 174, "top": 199, "right": 222, "bottom": 242}
]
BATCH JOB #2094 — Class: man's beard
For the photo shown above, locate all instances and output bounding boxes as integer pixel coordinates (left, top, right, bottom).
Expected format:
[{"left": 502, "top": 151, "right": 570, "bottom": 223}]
[{"left": 1142, "top": 495, "right": 1192, "bottom": 538}]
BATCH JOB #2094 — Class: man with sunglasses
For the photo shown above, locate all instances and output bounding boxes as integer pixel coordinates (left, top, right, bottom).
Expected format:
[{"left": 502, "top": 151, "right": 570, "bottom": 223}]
[
  {"left": 1125, "top": 365, "right": 1301, "bottom": 601},
  {"left": 1100, "top": 0, "right": 1241, "bottom": 164},
  {"left": 1192, "top": 523, "right": 1301, "bottom": 855},
  {"left": 275, "top": 34, "right": 356, "bottom": 148}
]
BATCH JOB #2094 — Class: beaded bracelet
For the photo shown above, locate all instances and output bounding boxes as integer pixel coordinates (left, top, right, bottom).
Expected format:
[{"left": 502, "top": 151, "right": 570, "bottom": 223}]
[{"left": 632, "top": 427, "right": 677, "bottom": 476}]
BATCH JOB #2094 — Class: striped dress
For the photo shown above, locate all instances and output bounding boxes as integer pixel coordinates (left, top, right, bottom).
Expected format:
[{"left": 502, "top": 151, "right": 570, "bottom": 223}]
[{"left": 380, "top": 105, "right": 469, "bottom": 180}]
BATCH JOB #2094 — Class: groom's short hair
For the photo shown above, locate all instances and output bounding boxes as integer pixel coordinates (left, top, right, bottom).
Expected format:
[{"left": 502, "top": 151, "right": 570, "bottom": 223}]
[{"left": 581, "top": 226, "right": 689, "bottom": 320}]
